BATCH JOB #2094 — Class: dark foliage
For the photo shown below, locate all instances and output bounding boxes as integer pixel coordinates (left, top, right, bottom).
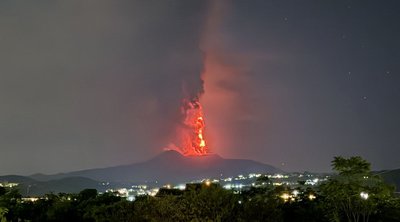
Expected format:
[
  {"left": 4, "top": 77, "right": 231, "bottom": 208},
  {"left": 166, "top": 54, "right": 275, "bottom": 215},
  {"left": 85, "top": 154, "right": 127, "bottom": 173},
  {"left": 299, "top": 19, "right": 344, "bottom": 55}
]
[{"left": 0, "top": 156, "right": 399, "bottom": 222}]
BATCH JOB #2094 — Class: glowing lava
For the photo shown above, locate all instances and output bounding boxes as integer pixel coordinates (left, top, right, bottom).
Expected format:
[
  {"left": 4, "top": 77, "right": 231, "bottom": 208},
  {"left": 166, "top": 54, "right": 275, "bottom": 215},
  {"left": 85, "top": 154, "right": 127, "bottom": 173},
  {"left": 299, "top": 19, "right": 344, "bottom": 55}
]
[{"left": 178, "top": 98, "right": 209, "bottom": 156}]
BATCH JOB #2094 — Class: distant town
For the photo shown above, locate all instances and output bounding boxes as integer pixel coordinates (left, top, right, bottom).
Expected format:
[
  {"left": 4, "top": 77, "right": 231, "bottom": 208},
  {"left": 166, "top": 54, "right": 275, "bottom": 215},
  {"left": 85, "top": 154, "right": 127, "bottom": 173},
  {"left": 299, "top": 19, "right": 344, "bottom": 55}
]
[{"left": 1, "top": 171, "right": 329, "bottom": 201}]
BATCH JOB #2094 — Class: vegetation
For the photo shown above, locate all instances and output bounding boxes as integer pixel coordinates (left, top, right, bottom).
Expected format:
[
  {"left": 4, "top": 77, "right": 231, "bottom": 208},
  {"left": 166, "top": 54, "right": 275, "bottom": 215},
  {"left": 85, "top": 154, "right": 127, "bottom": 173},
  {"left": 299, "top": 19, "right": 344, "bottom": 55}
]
[
  {"left": 0, "top": 156, "right": 399, "bottom": 222},
  {"left": 320, "top": 156, "right": 395, "bottom": 222}
]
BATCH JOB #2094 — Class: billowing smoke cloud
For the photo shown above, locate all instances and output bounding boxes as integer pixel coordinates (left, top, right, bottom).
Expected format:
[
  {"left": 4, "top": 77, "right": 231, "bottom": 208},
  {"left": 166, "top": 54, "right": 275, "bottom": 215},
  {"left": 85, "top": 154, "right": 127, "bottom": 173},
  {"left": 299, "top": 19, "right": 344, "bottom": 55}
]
[
  {"left": 168, "top": 0, "right": 249, "bottom": 156},
  {"left": 199, "top": 0, "right": 252, "bottom": 156}
]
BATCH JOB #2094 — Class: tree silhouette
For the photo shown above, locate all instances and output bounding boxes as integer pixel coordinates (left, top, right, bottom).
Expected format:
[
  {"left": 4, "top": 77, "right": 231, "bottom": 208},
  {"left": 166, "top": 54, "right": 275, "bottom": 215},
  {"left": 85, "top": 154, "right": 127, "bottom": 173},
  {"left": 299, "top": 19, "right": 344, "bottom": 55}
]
[{"left": 320, "top": 156, "right": 394, "bottom": 222}]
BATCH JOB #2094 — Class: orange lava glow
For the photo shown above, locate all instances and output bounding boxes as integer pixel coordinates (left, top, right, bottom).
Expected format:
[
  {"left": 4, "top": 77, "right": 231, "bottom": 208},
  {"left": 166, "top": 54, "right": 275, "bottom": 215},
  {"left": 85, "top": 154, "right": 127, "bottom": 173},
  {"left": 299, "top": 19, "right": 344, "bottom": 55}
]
[{"left": 179, "top": 98, "right": 209, "bottom": 156}]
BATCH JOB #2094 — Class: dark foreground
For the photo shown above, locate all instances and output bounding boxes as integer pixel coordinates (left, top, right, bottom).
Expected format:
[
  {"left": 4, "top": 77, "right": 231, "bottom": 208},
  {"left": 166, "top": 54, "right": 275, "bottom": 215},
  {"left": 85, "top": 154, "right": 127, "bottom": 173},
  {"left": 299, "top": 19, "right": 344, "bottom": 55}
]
[{"left": 1, "top": 156, "right": 400, "bottom": 222}]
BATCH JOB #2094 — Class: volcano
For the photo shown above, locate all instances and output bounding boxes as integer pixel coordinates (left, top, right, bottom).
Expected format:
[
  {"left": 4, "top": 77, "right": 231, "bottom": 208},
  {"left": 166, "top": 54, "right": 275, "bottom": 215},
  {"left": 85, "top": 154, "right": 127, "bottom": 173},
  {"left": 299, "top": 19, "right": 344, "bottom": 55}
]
[{"left": 30, "top": 150, "right": 281, "bottom": 184}]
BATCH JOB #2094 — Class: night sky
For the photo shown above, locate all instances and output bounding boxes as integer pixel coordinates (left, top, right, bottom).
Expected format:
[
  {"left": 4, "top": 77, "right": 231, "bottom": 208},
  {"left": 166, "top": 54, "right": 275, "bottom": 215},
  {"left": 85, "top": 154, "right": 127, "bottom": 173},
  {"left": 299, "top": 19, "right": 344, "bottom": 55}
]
[{"left": 1, "top": 0, "right": 399, "bottom": 175}]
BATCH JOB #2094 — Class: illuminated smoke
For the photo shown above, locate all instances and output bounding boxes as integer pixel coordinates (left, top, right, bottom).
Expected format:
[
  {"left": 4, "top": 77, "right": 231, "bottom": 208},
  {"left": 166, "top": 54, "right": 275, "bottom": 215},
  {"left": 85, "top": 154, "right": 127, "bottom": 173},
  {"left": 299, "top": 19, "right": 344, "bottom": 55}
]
[
  {"left": 179, "top": 98, "right": 208, "bottom": 155},
  {"left": 167, "top": 0, "right": 240, "bottom": 156},
  {"left": 167, "top": 96, "right": 209, "bottom": 156}
]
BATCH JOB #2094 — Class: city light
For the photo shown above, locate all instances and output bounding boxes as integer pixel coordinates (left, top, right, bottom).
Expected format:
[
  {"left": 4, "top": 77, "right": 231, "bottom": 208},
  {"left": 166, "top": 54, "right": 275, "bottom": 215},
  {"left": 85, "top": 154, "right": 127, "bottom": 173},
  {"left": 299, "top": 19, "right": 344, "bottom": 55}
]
[
  {"left": 360, "top": 192, "right": 369, "bottom": 200},
  {"left": 280, "top": 193, "right": 290, "bottom": 202}
]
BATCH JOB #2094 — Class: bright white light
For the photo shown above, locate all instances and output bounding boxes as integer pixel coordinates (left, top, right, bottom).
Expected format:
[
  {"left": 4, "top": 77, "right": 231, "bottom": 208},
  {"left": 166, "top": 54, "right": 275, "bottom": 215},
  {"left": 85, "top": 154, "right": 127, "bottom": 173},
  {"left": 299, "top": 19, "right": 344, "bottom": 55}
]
[
  {"left": 273, "top": 174, "right": 284, "bottom": 179},
  {"left": 223, "top": 184, "right": 232, "bottom": 189},
  {"left": 149, "top": 188, "right": 159, "bottom": 196},
  {"left": 360, "top": 192, "right": 369, "bottom": 200},
  {"left": 175, "top": 184, "right": 186, "bottom": 190}
]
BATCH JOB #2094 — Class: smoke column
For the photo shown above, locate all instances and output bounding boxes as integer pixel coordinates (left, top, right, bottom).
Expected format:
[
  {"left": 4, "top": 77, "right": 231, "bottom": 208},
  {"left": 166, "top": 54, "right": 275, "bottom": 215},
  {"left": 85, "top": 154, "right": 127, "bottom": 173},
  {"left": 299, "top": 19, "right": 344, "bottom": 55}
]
[
  {"left": 199, "top": 0, "right": 250, "bottom": 157},
  {"left": 167, "top": 0, "right": 249, "bottom": 157}
]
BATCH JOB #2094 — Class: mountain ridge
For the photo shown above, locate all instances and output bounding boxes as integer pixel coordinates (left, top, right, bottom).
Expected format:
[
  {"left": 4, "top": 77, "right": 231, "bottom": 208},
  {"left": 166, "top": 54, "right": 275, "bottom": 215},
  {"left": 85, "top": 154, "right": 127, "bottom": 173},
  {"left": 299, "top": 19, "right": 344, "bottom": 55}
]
[{"left": 28, "top": 150, "right": 282, "bottom": 184}]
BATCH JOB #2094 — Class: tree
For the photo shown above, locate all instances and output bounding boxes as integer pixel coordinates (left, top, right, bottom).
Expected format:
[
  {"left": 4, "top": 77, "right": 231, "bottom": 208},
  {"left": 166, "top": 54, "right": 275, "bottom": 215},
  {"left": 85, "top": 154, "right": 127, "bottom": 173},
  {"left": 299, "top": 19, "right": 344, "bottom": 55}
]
[
  {"left": 78, "top": 189, "right": 98, "bottom": 202},
  {"left": 179, "top": 184, "right": 239, "bottom": 221},
  {"left": 133, "top": 184, "right": 239, "bottom": 222},
  {"left": 238, "top": 182, "right": 285, "bottom": 222},
  {"left": 320, "top": 156, "right": 394, "bottom": 222},
  {"left": 0, "top": 207, "right": 7, "bottom": 222},
  {"left": 239, "top": 189, "right": 283, "bottom": 222},
  {"left": 371, "top": 197, "right": 400, "bottom": 222},
  {"left": 332, "top": 156, "right": 370, "bottom": 176},
  {"left": 0, "top": 188, "right": 22, "bottom": 222},
  {"left": 0, "top": 187, "right": 6, "bottom": 197}
]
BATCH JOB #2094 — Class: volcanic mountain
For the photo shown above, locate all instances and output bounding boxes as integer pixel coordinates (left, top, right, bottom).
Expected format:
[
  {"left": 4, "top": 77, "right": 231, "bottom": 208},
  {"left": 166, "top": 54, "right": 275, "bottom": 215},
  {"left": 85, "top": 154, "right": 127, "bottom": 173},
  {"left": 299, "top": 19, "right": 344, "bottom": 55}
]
[{"left": 30, "top": 150, "right": 281, "bottom": 184}]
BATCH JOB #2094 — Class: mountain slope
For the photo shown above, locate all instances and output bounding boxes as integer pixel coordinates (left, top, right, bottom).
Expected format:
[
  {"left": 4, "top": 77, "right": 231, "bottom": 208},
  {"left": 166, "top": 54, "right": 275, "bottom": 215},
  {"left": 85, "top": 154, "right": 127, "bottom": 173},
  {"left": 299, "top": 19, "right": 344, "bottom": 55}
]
[
  {"left": 0, "top": 176, "right": 101, "bottom": 196},
  {"left": 32, "top": 150, "right": 281, "bottom": 184},
  {"left": 379, "top": 169, "right": 400, "bottom": 191}
]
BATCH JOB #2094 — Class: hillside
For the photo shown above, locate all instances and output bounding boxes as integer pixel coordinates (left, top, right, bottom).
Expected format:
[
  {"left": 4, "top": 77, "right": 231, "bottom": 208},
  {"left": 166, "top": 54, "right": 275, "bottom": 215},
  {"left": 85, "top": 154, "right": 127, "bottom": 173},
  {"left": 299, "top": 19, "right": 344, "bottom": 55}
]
[
  {"left": 0, "top": 176, "right": 101, "bottom": 196},
  {"left": 29, "top": 150, "right": 281, "bottom": 184},
  {"left": 379, "top": 169, "right": 400, "bottom": 191}
]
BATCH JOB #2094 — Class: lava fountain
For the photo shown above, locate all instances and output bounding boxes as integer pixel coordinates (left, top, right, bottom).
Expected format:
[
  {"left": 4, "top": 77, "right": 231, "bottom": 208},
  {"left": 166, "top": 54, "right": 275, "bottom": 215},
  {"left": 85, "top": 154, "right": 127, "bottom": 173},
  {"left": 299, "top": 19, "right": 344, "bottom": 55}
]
[
  {"left": 176, "top": 97, "right": 209, "bottom": 156},
  {"left": 166, "top": 95, "right": 210, "bottom": 156}
]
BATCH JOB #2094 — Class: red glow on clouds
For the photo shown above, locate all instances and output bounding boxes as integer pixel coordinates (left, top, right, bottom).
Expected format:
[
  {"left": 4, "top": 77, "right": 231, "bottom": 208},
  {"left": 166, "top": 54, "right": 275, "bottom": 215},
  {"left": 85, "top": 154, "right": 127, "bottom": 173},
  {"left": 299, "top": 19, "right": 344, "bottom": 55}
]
[
  {"left": 167, "top": 0, "right": 249, "bottom": 157},
  {"left": 199, "top": 0, "right": 250, "bottom": 157}
]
